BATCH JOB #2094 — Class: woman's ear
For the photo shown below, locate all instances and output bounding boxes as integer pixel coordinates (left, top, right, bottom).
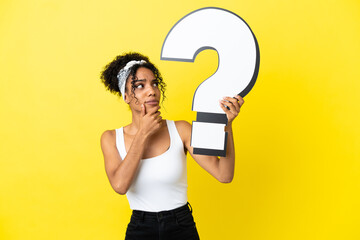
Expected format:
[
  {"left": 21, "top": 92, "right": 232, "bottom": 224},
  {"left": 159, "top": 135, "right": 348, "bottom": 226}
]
[{"left": 124, "top": 93, "right": 130, "bottom": 104}]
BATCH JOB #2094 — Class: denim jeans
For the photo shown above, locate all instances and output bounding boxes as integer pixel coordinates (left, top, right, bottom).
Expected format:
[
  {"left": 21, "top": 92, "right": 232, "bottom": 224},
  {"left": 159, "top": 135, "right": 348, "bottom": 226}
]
[{"left": 125, "top": 202, "right": 200, "bottom": 240}]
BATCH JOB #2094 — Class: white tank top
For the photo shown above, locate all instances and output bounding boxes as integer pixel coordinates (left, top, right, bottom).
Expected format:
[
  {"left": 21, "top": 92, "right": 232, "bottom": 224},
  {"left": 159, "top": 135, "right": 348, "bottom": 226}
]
[{"left": 115, "top": 120, "right": 188, "bottom": 212}]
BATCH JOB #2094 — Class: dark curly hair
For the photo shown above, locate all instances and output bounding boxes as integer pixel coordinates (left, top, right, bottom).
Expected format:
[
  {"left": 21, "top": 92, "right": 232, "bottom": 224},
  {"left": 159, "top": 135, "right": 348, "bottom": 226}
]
[{"left": 100, "top": 52, "right": 166, "bottom": 103}]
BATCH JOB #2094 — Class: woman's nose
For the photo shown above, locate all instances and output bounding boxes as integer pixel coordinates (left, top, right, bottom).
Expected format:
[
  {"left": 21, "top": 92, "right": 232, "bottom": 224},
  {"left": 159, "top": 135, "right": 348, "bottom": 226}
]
[{"left": 146, "top": 85, "right": 156, "bottom": 96}]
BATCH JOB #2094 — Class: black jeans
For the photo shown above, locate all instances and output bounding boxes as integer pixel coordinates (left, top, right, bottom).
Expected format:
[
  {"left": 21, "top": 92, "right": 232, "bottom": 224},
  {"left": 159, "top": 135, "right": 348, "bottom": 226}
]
[{"left": 125, "top": 202, "right": 200, "bottom": 240}]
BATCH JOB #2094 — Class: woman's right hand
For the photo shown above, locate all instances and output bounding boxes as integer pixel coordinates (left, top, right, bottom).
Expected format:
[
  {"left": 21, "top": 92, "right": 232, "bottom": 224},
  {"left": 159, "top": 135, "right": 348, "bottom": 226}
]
[{"left": 138, "top": 104, "right": 162, "bottom": 138}]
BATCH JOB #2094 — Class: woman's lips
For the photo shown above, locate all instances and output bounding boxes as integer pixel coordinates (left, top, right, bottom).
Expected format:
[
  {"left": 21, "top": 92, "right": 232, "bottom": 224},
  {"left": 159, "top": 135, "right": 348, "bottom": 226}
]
[{"left": 145, "top": 101, "right": 159, "bottom": 105}]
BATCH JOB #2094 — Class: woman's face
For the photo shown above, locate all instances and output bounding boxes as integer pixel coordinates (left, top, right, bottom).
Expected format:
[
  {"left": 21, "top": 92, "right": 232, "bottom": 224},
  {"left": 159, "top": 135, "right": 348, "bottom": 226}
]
[{"left": 124, "top": 67, "right": 161, "bottom": 112}]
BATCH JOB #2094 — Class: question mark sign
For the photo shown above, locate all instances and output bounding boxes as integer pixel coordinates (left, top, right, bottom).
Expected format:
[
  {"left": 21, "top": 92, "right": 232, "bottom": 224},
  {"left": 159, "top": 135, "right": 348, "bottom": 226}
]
[{"left": 161, "top": 7, "right": 260, "bottom": 157}]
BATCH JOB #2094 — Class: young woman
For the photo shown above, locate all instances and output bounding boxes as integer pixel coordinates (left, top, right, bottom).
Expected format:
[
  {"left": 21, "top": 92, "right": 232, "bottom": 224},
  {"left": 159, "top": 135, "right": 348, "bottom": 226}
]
[{"left": 100, "top": 52, "right": 244, "bottom": 240}]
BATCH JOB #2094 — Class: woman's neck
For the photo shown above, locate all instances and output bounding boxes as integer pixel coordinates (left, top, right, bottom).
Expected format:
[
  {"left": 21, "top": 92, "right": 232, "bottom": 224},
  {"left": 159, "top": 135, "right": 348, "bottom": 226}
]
[{"left": 124, "top": 109, "right": 141, "bottom": 135}]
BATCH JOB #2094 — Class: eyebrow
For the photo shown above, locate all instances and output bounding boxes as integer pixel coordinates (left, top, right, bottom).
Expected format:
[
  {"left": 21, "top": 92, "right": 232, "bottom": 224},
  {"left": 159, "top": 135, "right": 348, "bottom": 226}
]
[{"left": 133, "top": 79, "right": 157, "bottom": 83}]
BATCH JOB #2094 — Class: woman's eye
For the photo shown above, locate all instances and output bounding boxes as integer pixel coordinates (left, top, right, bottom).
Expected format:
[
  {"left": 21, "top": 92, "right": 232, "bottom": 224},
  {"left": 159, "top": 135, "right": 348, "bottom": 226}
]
[
  {"left": 153, "top": 82, "right": 159, "bottom": 87},
  {"left": 136, "top": 84, "right": 143, "bottom": 89}
]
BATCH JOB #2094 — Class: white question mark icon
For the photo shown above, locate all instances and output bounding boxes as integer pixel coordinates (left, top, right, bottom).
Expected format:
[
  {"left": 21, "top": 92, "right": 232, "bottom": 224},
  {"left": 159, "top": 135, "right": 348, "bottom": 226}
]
[{"left": 161, "top": 7, "right": 260, "bottom": 156}]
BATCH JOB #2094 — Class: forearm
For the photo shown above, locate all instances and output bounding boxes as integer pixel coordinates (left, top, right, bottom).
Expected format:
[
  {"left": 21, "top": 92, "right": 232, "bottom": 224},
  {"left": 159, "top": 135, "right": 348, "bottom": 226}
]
[
  {"left": 217, "top": 124, "right": 235, "bottom": 183},
  {"left": 113, "top": 132, "right": 148, "bottom": 194},
  {"left": 191, "top": 95, "right": 243, "bottom": 183}
]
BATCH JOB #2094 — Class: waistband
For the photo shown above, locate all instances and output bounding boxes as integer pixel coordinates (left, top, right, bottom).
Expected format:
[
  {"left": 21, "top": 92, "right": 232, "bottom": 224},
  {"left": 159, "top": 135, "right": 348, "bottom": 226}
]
[{"left": 132, "top": 202, "right": 192, "bottom": 219}]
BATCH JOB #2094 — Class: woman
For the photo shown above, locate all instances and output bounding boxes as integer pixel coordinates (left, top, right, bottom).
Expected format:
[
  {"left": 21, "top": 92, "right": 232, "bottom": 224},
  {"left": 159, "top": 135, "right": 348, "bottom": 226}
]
[{"left": 100, "top": 52, "right": 244, "bottom": 240}]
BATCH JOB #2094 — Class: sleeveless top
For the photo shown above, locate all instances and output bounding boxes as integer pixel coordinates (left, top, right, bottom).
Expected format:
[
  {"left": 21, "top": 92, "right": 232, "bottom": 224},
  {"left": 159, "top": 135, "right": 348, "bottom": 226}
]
[{"left": 115, "top": 120, "right": 188, "bottom": 212}]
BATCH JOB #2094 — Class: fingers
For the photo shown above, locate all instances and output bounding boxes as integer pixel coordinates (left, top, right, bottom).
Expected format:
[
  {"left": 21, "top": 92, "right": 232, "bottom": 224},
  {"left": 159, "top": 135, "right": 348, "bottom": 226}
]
[
  {"left": 234, "top": 95, "right": 245, "bottom": 107},
  {"left": 222, "top": 97, "right": 240, "bottom": 112},
  {"left": 219, "top": 95, "right": 245, "bottom": 123},
  {"left": 143, "top": 105, "right": 162, "bottom": 124},
  {"left": 220, "top": 99, "right": 237, "bottom": 116},
  {"left": 145, "top": 105, "right": 161, "bottom": 115},
  {"left": 222, "top": 95, "right": 245, "bottom": 110},
  {"left": 156, "top": 115, "right": 163, "bottom": 123},
  {"left": 220, "top": 101, "right": 238, "bottom": 118},
  {"left": 139, "top": 104, "right": 162, "bottom": 137},
  {"left": 152, "top": 110, "right": 161, "bottom": 120},
  {"left": 141, "top": 104, "right": 146, "bottom": 117},
  {"left": 219, "top": 101, "right": 230, "bottom": 113}
]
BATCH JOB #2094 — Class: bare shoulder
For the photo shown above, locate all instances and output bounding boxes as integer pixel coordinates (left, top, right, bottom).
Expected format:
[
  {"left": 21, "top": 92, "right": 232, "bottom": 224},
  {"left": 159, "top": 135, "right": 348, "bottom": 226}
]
[
  {"left": 174, "top": 120, "right": 192, "bottom": 143},
  {"left": 100, "top": 129, "right": 116, "bottom": 147},
  {"left": 174, "top": 120, "right": 191, "bottom": 131}
]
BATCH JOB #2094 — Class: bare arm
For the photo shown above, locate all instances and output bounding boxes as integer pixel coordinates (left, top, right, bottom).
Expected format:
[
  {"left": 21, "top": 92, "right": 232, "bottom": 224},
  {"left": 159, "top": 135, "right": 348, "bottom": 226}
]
[
  {"left": 100, "top": 104, "right": 162, "bottom": 195},
  {"left": 177, "top": 95, "right": 244, "bottom": 183}
]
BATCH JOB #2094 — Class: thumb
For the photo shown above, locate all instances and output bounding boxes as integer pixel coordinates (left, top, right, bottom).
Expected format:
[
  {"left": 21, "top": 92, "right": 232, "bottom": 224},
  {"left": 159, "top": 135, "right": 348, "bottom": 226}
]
[{"left": 141, "top": 104, "right": 146, "bottom": 116}]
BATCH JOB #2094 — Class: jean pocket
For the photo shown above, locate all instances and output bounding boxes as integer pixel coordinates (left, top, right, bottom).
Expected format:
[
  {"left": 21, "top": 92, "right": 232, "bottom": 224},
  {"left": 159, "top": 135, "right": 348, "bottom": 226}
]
[
  {"left": 176, "top": 212, "right": 196, "bottom": 228},
  {"left": 126, "top": 220, "right": 139, "bottom": 231}
]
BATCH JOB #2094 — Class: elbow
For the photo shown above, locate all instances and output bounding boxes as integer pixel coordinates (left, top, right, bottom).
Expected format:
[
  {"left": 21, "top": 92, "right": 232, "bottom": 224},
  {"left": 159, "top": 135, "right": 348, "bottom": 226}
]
[
  {"left": 114, "top": 183, "right": 128, "bottom": 195},
  {"left": 115, "top": 189, "right": 127, "bottom": 195},
  {"left": 216, "top": 168, "right": 234, "bottom": 183},
  {"left": 218, "top": 175, "right": 234, "bottom": 183},
  {"left": 219, "top": 178, "right": 233, "bottom": 184}
]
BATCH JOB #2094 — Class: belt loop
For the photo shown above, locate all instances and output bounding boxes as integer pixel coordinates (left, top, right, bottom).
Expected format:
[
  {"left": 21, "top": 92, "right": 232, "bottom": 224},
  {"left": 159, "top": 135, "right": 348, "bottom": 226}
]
[
  {"left": 170, "top": 209, "right": 176, "bottom": 218},
  {"left": 187, "top": 202, "right": 193, "bottom": 213},
  {"left": 140, "top": 211, "right": 144, "bottom": 222},
  {"left": 157, "top": 211, "right": 164, "bottom": 222}
]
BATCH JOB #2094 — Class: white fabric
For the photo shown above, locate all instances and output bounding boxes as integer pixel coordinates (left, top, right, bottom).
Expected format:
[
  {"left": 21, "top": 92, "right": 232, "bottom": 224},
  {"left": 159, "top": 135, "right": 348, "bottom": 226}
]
[
  {"left": 115, "top": 120, "right": 188, "bottom": 211},
  {"left": 117, "top": 60, "right": 147, "bottom": 100}
]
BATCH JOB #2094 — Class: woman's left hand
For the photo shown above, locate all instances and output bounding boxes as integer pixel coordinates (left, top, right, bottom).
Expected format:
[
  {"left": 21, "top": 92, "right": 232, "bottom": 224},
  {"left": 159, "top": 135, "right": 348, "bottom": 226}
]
[{"left": 219, "top": 95, "right": 245, "bottom": 124}]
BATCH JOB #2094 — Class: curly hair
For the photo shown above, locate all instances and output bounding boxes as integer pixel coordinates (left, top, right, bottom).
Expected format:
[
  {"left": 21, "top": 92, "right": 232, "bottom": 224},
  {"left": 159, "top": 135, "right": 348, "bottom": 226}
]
[{"left": 100, "top": 52, "right": 166, "bottom": 103}]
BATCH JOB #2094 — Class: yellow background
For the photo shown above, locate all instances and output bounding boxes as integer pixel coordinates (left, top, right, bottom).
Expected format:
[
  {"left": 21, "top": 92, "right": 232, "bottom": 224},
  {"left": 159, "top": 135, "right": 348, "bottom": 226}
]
[{"left": 1, "top": 0, "right": 359, "bottom": 239}]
